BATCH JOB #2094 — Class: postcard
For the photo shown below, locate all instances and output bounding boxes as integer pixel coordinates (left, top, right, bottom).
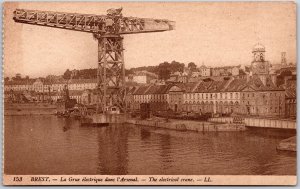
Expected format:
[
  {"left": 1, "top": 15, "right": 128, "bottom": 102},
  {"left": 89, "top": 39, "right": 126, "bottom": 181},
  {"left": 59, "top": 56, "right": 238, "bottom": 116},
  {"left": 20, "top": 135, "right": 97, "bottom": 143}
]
[{"left": 2, "top": 1, "right": 297, "bottom": 185}]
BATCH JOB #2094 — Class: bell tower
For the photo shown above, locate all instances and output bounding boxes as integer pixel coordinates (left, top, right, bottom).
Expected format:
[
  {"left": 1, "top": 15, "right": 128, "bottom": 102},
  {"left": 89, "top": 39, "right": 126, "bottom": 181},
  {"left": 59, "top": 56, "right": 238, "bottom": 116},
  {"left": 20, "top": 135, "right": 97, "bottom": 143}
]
[{"left": 251, "top": 43, "right": 269, "bottom": 75}]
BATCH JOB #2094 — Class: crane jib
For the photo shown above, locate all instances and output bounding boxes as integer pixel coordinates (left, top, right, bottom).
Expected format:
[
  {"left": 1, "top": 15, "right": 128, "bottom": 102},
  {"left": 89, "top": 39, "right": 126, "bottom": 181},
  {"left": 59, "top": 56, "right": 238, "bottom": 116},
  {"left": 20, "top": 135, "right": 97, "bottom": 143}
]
[{"left": 13, "top": 9, "right": 175, "bottom": 35}]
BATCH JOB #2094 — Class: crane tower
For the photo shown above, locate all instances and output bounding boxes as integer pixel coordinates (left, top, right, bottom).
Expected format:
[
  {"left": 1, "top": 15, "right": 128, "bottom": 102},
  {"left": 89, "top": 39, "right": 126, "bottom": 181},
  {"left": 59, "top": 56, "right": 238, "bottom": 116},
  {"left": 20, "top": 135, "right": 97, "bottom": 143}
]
[{"left": 13, "top": 8, "right": 175, "bottom": 113}]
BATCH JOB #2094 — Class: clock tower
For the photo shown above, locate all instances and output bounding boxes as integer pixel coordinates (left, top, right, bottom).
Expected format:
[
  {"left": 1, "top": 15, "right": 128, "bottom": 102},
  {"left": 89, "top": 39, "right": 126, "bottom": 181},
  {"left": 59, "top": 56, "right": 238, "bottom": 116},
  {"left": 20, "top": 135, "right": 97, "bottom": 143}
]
[{"left": 251, "top": 43, "right": 269, "bottom": 75}]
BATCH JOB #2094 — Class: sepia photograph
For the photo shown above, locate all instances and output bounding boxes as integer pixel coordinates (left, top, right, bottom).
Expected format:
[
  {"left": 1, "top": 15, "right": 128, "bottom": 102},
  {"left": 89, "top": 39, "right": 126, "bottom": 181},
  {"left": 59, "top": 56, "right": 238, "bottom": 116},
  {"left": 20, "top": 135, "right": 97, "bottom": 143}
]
[{"left": 2, "top": 1, "right": 297, "bottom": 185}]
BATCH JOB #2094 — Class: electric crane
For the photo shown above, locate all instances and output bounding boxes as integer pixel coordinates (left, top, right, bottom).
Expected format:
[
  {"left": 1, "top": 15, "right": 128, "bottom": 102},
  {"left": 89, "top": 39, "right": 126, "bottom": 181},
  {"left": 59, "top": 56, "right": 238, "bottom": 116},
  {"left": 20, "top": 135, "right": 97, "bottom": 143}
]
[{"left": 13, "top": 8, "right": 175, "bottom": 113}]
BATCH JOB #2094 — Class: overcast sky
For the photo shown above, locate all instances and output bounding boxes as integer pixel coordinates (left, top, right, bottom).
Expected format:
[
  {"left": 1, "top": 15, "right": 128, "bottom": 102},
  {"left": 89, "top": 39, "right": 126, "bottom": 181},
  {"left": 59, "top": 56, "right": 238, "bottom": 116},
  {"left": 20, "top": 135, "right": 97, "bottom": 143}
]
[{"left": 4, "top": 2, "right": 296, "bottom": 77}]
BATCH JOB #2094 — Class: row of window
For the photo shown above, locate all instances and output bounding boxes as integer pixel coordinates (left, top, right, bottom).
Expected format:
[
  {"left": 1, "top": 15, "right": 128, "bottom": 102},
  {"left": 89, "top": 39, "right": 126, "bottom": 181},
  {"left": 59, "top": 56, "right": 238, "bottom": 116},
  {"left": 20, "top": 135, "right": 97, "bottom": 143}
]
[
  {"left": 184, "top": 101, "right": 239, "bottom": 105},
  {"left": 134, "top": 94, "right": 168, "bottom": 100},
  {"left": 184, "top": 92, "right": 240, "bottom": 100}
]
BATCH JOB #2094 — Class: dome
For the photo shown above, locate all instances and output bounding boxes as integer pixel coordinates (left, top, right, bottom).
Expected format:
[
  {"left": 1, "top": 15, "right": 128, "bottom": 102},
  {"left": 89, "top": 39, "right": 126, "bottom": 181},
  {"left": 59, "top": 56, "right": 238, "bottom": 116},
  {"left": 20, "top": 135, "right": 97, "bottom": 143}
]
[{"left": 252, "top": 43, "right": 265, "bottom": 52}]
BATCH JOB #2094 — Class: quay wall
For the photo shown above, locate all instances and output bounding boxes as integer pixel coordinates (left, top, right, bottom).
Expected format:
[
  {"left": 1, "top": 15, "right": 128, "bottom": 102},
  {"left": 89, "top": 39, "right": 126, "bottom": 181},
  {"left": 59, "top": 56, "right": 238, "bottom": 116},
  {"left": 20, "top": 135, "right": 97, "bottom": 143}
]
[
  {"left": 126, "top": 119, "right": 245, "bottom": 132},
  {"left": 244, "top": 117, "right": 296, "bottom": 129},
  {"left": 4, "top": 103, "right": 57, "bottom": 115},
  {"left": 208, "top": 117, "right": 296, "bottom": 129}
]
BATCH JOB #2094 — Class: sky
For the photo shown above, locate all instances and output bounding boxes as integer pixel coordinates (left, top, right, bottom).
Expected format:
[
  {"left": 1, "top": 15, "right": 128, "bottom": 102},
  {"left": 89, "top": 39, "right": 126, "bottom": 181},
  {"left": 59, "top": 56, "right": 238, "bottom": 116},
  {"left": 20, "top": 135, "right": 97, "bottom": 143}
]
[{"left": 3, "top": 2, "right": 296, "bottom": 78}]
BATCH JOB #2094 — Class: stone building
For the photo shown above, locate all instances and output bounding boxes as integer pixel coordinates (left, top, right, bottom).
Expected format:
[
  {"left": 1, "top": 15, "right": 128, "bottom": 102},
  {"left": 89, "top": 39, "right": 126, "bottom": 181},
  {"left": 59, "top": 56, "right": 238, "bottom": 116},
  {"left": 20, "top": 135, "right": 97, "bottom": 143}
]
[
  {"left": 199, "top": 64, "right": 211, "bottom": 77},
  {"left": 132, "top": 85, "right": 152, "bottom": 110},
  {"left": 283, "top": 79, "right": 296, "bottom": 119},
  {"left": 168, "top": 84, "right": 186, "bottom": 112},
  {"left": 239, "top": 76, "right": 285, "bottom": 117},
  {"left": 145, "top": 85, "right": 169, "bottom": 112},
  {"left": 126, "top": 86, "right": 139, "bottom": 111},
  {"left": 131, "top": 71, "right": 158, "bottom": 84}
]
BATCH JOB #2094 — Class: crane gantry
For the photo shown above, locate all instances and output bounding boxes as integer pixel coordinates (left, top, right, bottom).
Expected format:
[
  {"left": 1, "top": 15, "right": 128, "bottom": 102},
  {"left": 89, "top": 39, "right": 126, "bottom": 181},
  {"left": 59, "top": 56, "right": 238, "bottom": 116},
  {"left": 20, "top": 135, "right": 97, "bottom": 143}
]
[{"left": 13, "top": 8, "right": 175, "bottom": 113}]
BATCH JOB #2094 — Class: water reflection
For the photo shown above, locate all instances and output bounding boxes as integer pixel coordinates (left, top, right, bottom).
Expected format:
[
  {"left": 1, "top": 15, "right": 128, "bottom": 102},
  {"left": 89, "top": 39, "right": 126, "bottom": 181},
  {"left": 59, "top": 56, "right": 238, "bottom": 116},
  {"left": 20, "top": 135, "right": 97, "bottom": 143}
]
[
  {"left": 4, "top": 115, "right": 296, "bottom": 175},
  {"left": 96, "top": 125, "right": 129, "bottom": 175}
]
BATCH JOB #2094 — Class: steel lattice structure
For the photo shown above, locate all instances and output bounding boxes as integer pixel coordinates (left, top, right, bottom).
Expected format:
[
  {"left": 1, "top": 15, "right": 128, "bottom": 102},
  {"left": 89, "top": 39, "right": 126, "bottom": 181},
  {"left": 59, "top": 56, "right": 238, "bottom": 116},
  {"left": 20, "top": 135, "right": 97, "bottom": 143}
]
[{"left": 13, "top": 8, "right": 175, "bottom": 113}]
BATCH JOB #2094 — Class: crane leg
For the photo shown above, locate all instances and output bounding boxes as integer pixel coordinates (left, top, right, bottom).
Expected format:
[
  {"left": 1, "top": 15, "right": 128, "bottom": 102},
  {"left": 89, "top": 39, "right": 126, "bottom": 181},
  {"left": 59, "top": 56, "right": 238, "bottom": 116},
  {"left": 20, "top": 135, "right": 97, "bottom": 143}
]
[{"left": 97, "top": 35, "right": 126, "bottom": 113}]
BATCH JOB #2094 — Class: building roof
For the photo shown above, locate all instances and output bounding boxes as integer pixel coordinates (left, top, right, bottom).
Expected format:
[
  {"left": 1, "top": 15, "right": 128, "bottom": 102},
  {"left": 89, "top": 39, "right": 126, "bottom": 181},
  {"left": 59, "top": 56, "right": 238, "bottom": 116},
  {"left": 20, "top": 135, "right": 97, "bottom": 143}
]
[
  {"left": 252, "top": 43, "right": 266, "bottom": 52},
  {"left": 133, "top": 85, "right": 151, "bottom": 95},
  {"left": 5, "top": 80, "right": 35, "bottom": 85},
  {"left": 193, "top": 76, "right": 283, "bottom": 93},
  {"left": 175, "top": 82, "right": 198, "bottom": 93},
  {"left": 68, "top": 79, "right": 97, "bottom": 84},
  {"left": 245, "top": 76, "right": 283, "bottom": 91},
  {"left": 194, "top": 80, "right": 229, "bottom": 93},
  {"left": 213, "top": 65, "right": 240, "bottom": 70},
  {"left": 222, "top": 78, "right": 247, "bottom": 92}
]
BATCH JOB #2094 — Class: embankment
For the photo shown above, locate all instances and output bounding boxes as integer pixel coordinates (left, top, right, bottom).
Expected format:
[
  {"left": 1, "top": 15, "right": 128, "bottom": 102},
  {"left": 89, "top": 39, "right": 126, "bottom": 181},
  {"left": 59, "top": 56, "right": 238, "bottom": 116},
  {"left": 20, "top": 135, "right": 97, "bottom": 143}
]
[
  {"left": 126, "top": 118, "right": 245, "bottom": 132},
  {"left": 4, "top": 103, "right": 57, "bottom": 116}
]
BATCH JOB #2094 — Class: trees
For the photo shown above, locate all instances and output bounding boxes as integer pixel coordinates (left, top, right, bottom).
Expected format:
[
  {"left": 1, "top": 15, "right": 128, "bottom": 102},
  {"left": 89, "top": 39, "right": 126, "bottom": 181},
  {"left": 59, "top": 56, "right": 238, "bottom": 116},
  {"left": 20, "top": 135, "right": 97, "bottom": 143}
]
[
  {"left": 170, "top": 60, "right": 185, "bottom": 73},
  {"left": 61, "top": 60, "right": 187, "bottom": 81},
  {"left": 188, "top": 62, "right": 197, "bottom": 71},
  {"left": 63, "top": 69, "right": 72, "bottom": 80},
  {"left": 158, "top": 62, "right": 171, "bottom": 80}
]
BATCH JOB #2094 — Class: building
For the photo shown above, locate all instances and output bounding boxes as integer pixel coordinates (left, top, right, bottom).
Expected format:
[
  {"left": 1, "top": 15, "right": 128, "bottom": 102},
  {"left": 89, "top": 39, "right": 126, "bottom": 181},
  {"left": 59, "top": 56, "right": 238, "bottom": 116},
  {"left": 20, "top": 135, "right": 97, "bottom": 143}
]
[
  {"left": 184, "top": 79, "right": 233, "bottom": 114},
  {"left": 282, "top": 79, "right": 296, "bottom": 119},
  {"left": 251, "top": 43, "right": 270, "bottom": 75},
  {"left": 132, "top": 85, "right": 152, "bottom": 110},
  {"left": 199, "top": 64, "right": 211, "bottom": 77},
  {"left": 126, "top": 86, "right": 139, "bottom": 111},
  {"left": 211, "top": 66, "right": 240, "bottom": 77},
  {"left": 145, "top": 85, "right": 169, "bottom": 112},
  {"left": 239, "top": 75, "right": 285, "bottom": 117},
  {"left": 169, "top": 71, "right": 189, "bottom": 83},
  {"left": 131, "top": 71, "right": 158, "bottom": 84}
]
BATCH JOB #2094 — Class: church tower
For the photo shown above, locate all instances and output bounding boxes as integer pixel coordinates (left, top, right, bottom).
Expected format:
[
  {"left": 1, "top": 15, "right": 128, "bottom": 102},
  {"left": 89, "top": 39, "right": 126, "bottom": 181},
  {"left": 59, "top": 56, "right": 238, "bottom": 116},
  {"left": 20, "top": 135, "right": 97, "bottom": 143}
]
[{"left": 251, "top": 43, "right": 269, "bottom": 75}]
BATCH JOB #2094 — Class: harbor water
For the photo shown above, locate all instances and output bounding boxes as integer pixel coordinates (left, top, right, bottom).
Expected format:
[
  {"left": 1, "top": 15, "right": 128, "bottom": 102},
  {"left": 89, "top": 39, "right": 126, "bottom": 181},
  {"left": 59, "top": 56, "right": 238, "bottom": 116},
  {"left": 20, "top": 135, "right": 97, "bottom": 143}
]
[{"left": 4, "top": 115, "right": 296, "bottom": 175}]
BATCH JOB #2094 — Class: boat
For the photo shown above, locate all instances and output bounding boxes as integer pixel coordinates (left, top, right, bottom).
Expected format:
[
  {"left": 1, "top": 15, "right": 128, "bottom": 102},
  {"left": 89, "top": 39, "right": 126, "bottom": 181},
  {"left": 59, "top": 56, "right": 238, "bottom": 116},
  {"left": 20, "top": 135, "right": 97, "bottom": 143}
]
[{"left": 80, "top": 106, "right": 125, "bottom": 127}]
